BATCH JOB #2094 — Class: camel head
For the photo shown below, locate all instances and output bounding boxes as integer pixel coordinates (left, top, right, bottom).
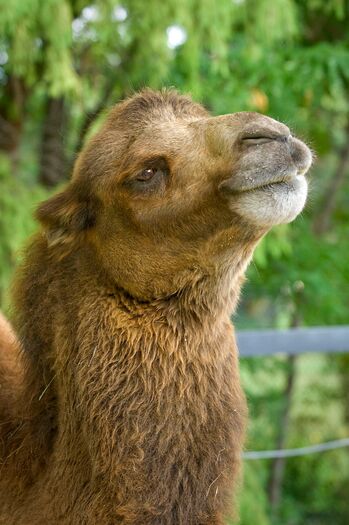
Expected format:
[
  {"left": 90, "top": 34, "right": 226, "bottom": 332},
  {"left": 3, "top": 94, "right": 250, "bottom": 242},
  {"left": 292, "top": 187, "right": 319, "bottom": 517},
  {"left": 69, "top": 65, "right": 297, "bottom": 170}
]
[{"left": 37, "top": 89, "right": 312, "bottom": 300}]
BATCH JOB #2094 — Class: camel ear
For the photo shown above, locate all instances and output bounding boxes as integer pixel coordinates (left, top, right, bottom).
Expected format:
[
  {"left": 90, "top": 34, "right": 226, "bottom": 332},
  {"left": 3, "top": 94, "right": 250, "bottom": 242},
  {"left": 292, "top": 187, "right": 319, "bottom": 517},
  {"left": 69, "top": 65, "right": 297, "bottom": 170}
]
[{"left": 36, "top": 183, "right": 97, "bottom": 246}]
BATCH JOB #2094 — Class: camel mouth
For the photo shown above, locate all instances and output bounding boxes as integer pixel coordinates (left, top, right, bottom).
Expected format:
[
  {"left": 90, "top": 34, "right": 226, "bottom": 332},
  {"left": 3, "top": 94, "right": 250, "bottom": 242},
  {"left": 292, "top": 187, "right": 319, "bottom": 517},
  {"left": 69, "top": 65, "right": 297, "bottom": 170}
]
[
  {"left": 244, "top": 174, "right": 306, "bottom": 194},
  {"left": 220, "top": 172, "right": 306, "bottom": 196}
]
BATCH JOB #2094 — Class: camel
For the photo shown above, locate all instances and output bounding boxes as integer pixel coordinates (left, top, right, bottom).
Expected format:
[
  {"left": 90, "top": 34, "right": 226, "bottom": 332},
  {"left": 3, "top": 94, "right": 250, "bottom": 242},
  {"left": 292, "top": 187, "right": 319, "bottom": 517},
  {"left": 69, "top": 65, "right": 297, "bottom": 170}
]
[{"left": 0, "top": 89, "right": 312, "bottom": 524}]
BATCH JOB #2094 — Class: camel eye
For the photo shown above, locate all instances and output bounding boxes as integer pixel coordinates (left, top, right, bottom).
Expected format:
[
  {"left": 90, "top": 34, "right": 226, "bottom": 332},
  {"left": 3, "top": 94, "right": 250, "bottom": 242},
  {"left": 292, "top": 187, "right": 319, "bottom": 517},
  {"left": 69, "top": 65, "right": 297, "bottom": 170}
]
[
  {"left": 124, "top": 157, "right": 169, "bottom": 193},
  {"left": 136, "top": 168, "right": 157, "bottom": 182}
]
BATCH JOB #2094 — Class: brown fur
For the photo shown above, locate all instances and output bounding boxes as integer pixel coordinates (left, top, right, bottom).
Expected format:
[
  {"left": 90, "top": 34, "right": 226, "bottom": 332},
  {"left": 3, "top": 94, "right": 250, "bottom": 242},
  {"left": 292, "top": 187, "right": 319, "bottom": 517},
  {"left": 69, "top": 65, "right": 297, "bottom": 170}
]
[
  {"left": 0, "top": 89, "right": 311, "bottom": 524},
  {"left": 0, "top": 313, "right": 22, "bottom": 421}
]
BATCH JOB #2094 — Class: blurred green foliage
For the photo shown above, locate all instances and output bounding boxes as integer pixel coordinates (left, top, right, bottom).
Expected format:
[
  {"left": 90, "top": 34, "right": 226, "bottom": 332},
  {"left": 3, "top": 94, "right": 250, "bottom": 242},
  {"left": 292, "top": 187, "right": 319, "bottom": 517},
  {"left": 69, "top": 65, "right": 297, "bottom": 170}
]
[{"left": 0, "top": 0, "right": 348, "bottom": 524}]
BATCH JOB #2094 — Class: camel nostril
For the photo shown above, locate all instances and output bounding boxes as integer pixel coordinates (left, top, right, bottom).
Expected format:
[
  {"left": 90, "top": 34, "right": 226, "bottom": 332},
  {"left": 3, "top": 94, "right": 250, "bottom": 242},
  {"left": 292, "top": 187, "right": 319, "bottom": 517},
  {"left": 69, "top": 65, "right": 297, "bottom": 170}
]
[
  {"left": 279, "top": 135, "right": 290, "bottom": 143},
  {"left": 289, "top": 137, "right": 313, "bottom": 174}
]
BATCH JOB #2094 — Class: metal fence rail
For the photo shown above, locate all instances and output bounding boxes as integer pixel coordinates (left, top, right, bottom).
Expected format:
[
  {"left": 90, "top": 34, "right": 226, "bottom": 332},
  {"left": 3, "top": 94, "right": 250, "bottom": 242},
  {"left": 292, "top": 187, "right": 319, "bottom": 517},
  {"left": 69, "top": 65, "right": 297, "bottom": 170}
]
[
  {"left": 237, "top": 325, "right": 349, "bottom": 357},
  {"left": 237, "top": 325, "right": 349, "bottom": 458},
  {"left": 242, "top": 438, "right": 349, "bottom": 460}
]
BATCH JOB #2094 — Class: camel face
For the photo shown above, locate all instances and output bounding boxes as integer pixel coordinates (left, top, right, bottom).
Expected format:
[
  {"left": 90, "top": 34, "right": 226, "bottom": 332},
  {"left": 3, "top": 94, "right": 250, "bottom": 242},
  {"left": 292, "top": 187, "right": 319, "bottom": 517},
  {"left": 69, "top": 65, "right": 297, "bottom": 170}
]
[
  {"left": 37, "top": 90, "right": 312, "bottom": 298},
  {"left": 77, "top": 92, "right": 311, "bottom": 235}
]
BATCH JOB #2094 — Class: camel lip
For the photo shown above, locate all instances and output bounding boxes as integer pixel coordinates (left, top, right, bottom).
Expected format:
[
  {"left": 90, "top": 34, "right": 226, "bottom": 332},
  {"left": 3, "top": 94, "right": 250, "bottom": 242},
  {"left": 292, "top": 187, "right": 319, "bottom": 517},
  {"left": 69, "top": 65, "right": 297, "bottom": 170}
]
[
  {"left": 242, "top": 174, "right": 306, "bottom": 194},
  {"left": 219, "top": 173, "right": 305, "bottom": 195}
]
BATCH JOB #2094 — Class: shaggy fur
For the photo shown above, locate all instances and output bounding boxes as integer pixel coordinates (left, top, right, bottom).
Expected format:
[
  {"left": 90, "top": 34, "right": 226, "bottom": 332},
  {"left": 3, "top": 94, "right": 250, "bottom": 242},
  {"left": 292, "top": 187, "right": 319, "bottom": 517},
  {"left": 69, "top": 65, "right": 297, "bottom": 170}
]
[{"left": 0, "top": 89, "right": 311, "bottom": 524}]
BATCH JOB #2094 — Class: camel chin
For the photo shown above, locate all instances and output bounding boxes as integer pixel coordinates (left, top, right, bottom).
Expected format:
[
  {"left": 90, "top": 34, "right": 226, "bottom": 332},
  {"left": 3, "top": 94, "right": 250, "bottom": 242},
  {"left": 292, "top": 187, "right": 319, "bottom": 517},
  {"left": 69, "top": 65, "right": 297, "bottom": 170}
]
[{"left": 232, "top": 174, "right": 308, "bottom": 227}]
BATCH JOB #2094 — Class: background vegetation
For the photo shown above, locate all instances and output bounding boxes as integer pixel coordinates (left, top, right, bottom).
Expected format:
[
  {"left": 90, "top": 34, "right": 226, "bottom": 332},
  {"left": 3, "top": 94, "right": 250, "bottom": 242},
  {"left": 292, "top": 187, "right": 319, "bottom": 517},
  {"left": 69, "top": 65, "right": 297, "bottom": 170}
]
[{"left": 0, "top": 0, "right": 348, "bottom": 523}]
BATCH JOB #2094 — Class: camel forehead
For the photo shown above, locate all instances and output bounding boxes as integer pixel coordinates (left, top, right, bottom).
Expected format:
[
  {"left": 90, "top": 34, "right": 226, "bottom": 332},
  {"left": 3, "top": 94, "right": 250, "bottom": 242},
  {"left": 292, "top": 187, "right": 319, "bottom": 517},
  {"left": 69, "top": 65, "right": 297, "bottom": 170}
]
[
  {"left": 209, "top": 111, "right": 290, "bottom": 135},
  {"left": 107, "top": 89, "right": 209, "bottom": 130},
  {"left": 106, "top": 91, "right": 290, "bottom": 148},
  {"left": 236, "top": 111, "right": 290, "bottom": 134}
]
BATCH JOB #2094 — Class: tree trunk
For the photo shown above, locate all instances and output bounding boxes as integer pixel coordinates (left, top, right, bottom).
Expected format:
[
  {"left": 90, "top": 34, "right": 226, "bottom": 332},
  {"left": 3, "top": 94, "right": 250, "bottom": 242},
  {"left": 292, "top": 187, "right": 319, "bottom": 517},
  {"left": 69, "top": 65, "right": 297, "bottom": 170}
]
[
  {"left": 311, "top": 123, "right": 349, "bottom": 444},
  {"left": 339, "top": 354, "right": 349, "bottom": 425},
  {"left": 268, "top": 287, "right": 303, "bottom": 515},
  {"left": 39, "top": 97, "right": 67, "bottom": 187},
  {"left": 0, "top": 75, "right": 27, "bottom": 171},
  {"left": 268, "top": 354, "right": 297, "bottom": 513},
  {"left": 71, "top": 81, "right": 117, "bottom": 164},
  {"left": 313, "top": 121, "right": 349, "bottom": 235},
  {"left": 0, "top": 115, "right": 21, "bottom": 153}
]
